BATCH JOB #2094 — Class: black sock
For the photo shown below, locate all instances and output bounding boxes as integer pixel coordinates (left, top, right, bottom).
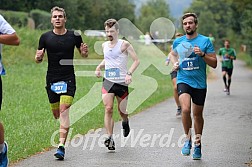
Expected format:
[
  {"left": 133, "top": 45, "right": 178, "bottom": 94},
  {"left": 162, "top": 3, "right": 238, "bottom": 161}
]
[
  {"left": 228, "top": 79, "right": 231, "bottom": 89},
  {"left": 223, "top": 76, "right": 227, "bottom": 88}
]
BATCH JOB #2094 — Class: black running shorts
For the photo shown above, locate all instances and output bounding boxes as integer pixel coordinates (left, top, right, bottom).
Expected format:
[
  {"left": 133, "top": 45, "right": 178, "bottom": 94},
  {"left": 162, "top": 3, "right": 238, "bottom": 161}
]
[
  {"left": 102, "top": 79, "right": 128, "bottom": 99},
  {"left": 45, "top": 76, "right": 76, "bottom": 104},
  {"left": 222, "top": 67, "right": 233, "bottom": 76},
  {"left": 177, "top": 83, "right": 207, "bottom": 106}
]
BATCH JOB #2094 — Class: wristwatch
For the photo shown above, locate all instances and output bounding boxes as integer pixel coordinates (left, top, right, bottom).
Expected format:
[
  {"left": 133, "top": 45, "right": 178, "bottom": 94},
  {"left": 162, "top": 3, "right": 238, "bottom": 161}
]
[
  {"left": 201, "top": 52, "right": 206, "bottom": 57},
  {"left": 126, "top": 72, "right": 132, "bottom": 76}
]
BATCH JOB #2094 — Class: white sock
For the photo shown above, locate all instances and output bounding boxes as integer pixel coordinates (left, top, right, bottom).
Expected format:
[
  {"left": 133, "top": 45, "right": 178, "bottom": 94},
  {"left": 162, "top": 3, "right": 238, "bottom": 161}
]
[{"left": 0, "top": 143, "right": 5, "bottom": 153}]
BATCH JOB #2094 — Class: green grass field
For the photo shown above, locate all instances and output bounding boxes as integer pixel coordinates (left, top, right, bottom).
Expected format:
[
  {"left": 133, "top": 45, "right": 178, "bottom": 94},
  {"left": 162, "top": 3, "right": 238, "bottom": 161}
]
[{"left": 0, "top": 28, "right": 173, "bottom": 163}]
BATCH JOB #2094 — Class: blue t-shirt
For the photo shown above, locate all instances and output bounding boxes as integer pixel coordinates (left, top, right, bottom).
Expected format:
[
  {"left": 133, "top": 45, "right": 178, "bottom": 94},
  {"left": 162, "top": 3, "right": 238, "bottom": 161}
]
[{"left": 172, "top": 34, "right": 215, "bottom": 89}]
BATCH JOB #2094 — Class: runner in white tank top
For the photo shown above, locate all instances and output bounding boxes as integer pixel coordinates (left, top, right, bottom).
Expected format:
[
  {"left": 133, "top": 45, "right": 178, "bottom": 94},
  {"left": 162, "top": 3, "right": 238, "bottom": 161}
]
[
  {"left": 103, "top": 39, "right": 127, "bottom": 83},
  {"left": 95, "top": 19, "right": 140, "bottom": 151}
]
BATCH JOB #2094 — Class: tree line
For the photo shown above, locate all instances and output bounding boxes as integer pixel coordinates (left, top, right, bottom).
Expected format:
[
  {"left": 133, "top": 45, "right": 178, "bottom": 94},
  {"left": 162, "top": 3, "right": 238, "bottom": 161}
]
[
  {"left": 1, "top": 0, "right": 251, "bottom": 54},
  {"left": 0, "top": 0, "right": 172, "bottom": 32},
  {"left": 186, "top": 0, "right": 251, "bottom": 54}
]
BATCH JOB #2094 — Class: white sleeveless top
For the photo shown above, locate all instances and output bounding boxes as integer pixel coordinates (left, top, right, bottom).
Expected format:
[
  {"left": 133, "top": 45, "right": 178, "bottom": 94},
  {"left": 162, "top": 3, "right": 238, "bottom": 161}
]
[{"left": 103, "top": 39, "right": 128, "bottom": 83}]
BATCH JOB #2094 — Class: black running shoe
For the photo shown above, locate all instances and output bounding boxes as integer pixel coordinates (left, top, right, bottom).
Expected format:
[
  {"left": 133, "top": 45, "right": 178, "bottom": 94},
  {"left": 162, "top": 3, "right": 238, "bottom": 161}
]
[
  {"left": 122, "top": 121, "right": 130, "bottom": 137},
  {"left": 104, "top": 137, "right": 115, "bottom": 150},
  {"left": 54, "top": 146, "right": 65, "bottom": 160},
  {"left": 104, "top": 137, "right": 110, "bottom": 147}
]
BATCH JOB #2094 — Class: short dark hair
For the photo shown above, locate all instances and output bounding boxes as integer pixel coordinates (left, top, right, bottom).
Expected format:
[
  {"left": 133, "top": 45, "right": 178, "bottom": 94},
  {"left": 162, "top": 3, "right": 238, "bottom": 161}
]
[
  {"left": 224, "top": 39, "right": 230, "bottom": 43},
  {"left": 182, "top": 13, "right": 198, "bottom": 25},
  {"left": 104, "top": 19, "right": 119, "bottom": 30},
  {"left": 51, "top": 6, "right": 66, "bottom": 18}
]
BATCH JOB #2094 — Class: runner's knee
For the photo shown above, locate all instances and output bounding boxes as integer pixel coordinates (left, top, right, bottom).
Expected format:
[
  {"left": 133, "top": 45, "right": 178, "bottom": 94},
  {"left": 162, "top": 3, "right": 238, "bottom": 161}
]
[
  {"left": 105, "top": 106, "right": 113, "bottom": 113},
  {"left": 193, "top": 111, "right": 203, "bottom": 118},
  {"left": 182, "top": 108, "right": 191, "bottom": 114}
]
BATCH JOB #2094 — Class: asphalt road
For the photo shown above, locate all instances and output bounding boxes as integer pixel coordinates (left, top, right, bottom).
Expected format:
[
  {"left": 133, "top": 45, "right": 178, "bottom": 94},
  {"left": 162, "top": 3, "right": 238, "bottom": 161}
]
[{"left": 12, "top": 59, "right": 252, "bottom": 167}]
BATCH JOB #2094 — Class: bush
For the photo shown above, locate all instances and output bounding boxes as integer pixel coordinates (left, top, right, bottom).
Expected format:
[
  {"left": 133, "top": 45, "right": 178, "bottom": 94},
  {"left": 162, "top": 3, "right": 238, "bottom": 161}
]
[
  {"left": 30, "top": 9, "right": 51, "bottom": 30},
  {"left": 0, "top": 10, "right": 28, "bottom": 27}
]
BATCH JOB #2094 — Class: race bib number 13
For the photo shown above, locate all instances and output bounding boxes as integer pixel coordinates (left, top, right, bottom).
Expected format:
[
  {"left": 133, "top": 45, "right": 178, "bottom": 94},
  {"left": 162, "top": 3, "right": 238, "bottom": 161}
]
[{"left": 182, "top": 57, "right": 199, "bottom": 70}]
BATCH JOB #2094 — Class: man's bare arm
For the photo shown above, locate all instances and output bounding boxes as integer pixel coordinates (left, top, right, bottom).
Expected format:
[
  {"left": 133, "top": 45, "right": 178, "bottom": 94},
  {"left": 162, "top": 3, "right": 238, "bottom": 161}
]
[{"left": 0, "top": 33, "right": 20, "bottom": 45}]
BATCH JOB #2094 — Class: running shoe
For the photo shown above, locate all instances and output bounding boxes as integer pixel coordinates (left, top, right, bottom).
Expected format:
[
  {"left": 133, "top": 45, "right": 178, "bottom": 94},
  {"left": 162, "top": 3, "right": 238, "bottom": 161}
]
[
  {"left": 226, "top": 89, "right": 230, "bottom": 95},
  {"left": 223, "top": 86, "right": 228, "bottom": 92},
  {"left": 192, "top": 144, "right": 202, "bottom": 160},
  {"left": 104, "top": 137, "right": 115, "bottom": 150},
  {"left": 176, "top": 108, "right": 182, "bottom": 116},
  {"left": 122, "top": 120, "right": 130, "bottom": 137},
  {"left": 0, "top": 142, "right": 8, "bottom": 167},
  {"left": 181, "top": 140, "right": 192, "bottom": 156},
  {"left": 54, "top": 146, "right": 65, "bottom": 160}
]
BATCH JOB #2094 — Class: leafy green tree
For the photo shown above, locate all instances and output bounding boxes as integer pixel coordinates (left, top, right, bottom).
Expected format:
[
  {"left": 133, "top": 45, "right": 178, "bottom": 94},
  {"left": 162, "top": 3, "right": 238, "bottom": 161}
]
[
  {"left": 0, "top": 0, "right": 79, "bottom": 29},
  {"left": 185, "top": 0, "right": 233, "bottom": 41},
  {"left": 137, "top": 0, "right": 173, "bottom": 34},
  {"left": 76, "top": 0, "right": 135, "bottom": 30},
  {"left": 0, "top": 0, "right": 64, "bottom": 12},
  {"left": 228, "top": 0, "right": 252, "bottom": 55},
  {"left": 0, "top": 0, "right": 135, "bottom": 30},
  {"left": 186, "top": 0, "right": 252, "bottom": 54},
  {"left": 197, "top": 11, "right": 217, "bottom": 37}
]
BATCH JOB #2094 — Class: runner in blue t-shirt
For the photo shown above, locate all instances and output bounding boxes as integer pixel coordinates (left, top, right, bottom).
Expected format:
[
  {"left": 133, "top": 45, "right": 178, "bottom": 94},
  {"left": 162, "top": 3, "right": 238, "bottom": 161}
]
[{"left": 168, "top": 13, "right": 217, "bottom": 160}]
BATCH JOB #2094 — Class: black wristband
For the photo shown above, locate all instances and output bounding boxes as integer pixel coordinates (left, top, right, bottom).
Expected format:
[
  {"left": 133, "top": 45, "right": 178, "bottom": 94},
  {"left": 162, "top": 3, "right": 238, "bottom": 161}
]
[{"left": 201, "top": 53, "right": 206, "bottom": 57}]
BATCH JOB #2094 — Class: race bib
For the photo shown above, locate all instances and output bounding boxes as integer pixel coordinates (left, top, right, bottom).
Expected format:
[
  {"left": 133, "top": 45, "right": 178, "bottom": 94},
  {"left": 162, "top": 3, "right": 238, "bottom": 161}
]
[
  {"left": 105, "top": 68, "right": 120, "bottom": 78},
  {"left": 223, "top": 55, "right": 230, "bottom": 61},
  {"left": 181, "top": 57, "right": 199, "bottom": 70},
  {"left": 51, "top": 81, "right": 67, "bottom": 94}
]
